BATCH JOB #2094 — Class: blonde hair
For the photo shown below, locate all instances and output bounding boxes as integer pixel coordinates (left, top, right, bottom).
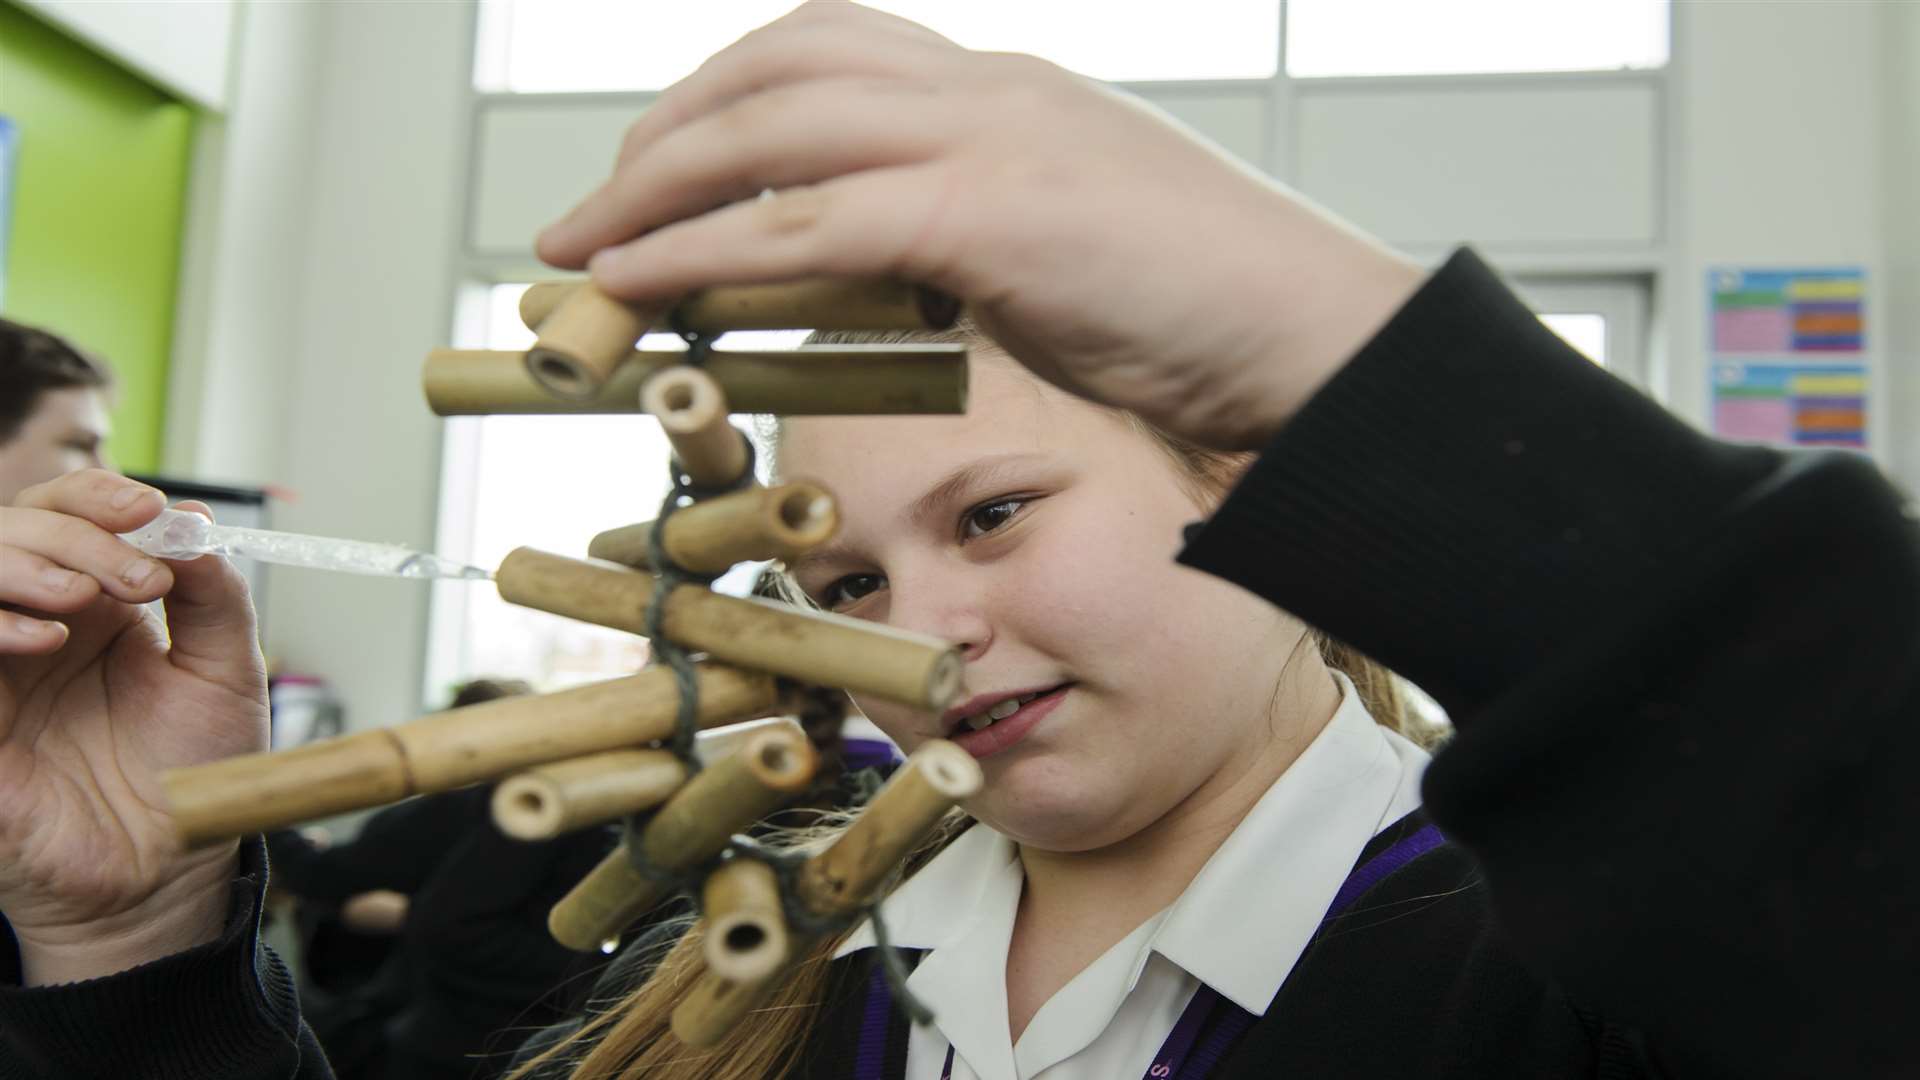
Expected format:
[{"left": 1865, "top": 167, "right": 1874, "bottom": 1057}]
[
  {"left": 505, "top": 319, "right": 1437, "bottom": 1080},
  {"left": 503, "top": 812, "right": 968, "bottom": 1080}
]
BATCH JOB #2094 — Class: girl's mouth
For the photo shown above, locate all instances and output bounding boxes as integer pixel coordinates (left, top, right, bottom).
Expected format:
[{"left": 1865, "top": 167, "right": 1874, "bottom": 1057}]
[{"left": 945, "top": 684, "right": 1072, "bottom": 758}]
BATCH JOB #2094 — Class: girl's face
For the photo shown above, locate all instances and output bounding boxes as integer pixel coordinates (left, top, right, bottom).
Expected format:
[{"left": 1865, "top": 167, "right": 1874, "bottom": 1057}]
[{"left": 781, "top": 353, "right": 1314, "bottom": 853}]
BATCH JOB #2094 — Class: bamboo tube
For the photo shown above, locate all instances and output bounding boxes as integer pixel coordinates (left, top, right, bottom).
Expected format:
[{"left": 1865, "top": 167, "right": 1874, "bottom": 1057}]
[
  {"left": 491, "top": 749, "right": 687, "bottom": 841},
  {"left": 519, "top": 279, "right": 960, "bottom": 335},
  {"left": 641, "top": 366, "right": 751, "bottom": 489},
  {"left": 162, "top": 731, "right": 411, "bottom": 849},
  {"left": 700, "top": 858, "right": 790, "bottom": 984},
  {"left": 793, "top": 740, "right": 981, "bottom": 917},
  {"left": 548, "top": 726, "right": 817, "bottom": 951},
  {"left": 688, "top": 716, "right": 808, "bottom": 765},
  {"left": 490, "top": 716, "right": 804, "bottom": 840},
  {"left": 421, "top": 346, "right": 968, "bottom": 417},
  {"left": 525, "top": 284, "right": 667, "bottom": 400},
  {"left": 671, "top": 740, "right": 981, "bottom": 1045},
  {"left": 587, "top": 483, "right": 837, "bottom": 573},
  {"left": 495, "top": 547, "right": 964, "bottom": 712},
  {"left": 162, "top": 664, "right": 778, "bottom": 847}
]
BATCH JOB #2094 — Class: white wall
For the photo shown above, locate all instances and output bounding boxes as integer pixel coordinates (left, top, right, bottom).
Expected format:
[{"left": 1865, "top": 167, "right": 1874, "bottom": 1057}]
[
  {"left": 253, "top": 0, "right": 474, "bottom": 734},
  {"left": 17, "top": 0, "right": 236, "bottom": 110},
  {"left": 1886, "top": 1, "right": 1920, "bottom": 494},
  {"left": 166, "top": 0, "right": 324, "bottom": 486},
  {"left": 168, "top": 1, "right": 475, "bottom": 730}
]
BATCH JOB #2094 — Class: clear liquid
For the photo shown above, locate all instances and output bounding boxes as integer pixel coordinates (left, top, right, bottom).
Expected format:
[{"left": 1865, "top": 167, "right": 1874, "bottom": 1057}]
[{"left": 202, "top": 526, "right": 494, "bottom": 581}]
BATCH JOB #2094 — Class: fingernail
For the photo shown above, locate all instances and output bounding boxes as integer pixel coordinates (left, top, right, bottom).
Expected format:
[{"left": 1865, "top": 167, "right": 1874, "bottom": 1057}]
[
  {"left": 122, "top": 560, "right": 158, "bottom": 588},
  {"left": 112, "top": 484, "right": 157, "bottom": 510},
  {"left": 40, "top": 567, "right": 75, "bottom": 593}
]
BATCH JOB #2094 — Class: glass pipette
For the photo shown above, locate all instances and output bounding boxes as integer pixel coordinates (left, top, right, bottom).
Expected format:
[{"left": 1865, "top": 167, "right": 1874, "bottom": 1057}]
[{"left": 119, "top": 507, "right": 493, "bottom": 581}]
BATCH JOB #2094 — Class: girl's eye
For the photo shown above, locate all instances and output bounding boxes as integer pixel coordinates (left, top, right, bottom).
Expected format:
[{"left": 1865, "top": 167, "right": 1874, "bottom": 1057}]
[
  {"left": 822, "top": 573, "right": 886, "bottom": 610},
  {"left": 963, "top": 498, "right": 1027, "bottom": 540}
]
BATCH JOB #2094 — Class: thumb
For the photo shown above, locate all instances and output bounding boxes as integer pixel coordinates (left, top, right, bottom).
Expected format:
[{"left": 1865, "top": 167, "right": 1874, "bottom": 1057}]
[{"left": 160, "top": 502, "right": 267, "bottom": 698}]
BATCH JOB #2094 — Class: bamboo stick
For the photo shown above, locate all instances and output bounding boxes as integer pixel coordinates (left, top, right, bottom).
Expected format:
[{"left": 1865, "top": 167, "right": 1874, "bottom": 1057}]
[
  {"left": 162, "top": 664, "right": 779, "bottom": 847},
  {"left": 421, "top": 346, "right": 968, "bottom": 417},
  {"left": 700, "top": 857, "right": 790, "bottom": 984},
  {"left": 641, "top": 366, "right": 751, "bottom": 489},
  {"left": 491, "top": 749, "right": 688, "bottom": 841},
  {"left": 793, "top": 740, "right": 981, "bottom": 917},
  {"left": 525, "top": 284, "right": 668, "bottom": 400},
  {"left": 489, "top": 717, "right": 805, "bottom": 840},
  {"left": 548, "top": 726, "right": 817, "bottom": 951},
  {"left": 519, "top": 279, "right": 960, "bottom": 335},
  {"left": 494, "top": 547, "right": 963, "bottom": 712},
  {"left": 670, "top": 740, "right": 981, "bottom": 1045},
  {"left": 687, "top": 716, "right": 811, "bottom": 764},
  {"left": 587, "top": 483, "right": 837, "bottom": 574}
]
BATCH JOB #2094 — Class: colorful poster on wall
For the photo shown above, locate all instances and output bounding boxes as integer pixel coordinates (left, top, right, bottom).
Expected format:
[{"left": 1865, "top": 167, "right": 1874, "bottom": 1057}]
[
  {"left": 1709, "top": 267, "right": 1868, "bottom": 449},
  {"left": 1711, "top": 361, "right": 1866, "bottom": 448},
  {"left": 0, "top": 115, "right": 15, "bottom": 306}
]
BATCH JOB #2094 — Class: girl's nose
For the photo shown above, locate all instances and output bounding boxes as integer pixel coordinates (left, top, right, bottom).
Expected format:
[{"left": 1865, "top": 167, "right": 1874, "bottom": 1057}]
[{"left": 889, "top": 576, "right": 994, "bottom": 663}]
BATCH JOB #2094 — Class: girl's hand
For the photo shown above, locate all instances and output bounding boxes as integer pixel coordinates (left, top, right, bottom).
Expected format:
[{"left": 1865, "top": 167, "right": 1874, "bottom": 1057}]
[
  {"left": 0, "top": 470, "right": 269, "bottom": 984},
  {"left": 537, "top": 1, "right": 1424, "bottom": 450}
]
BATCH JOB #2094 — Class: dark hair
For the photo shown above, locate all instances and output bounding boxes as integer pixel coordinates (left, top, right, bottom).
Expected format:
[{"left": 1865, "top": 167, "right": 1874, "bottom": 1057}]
[
  {"left": 0, "top": 318, "right": 113, "bottom": 444},
  {"left": 448, "top": 677, "right": 534, "bottom": 709}
]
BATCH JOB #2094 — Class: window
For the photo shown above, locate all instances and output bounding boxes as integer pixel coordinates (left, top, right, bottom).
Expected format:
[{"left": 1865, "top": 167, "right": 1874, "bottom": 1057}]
[
  {"left": 1287, "top": 0, "right": 1668, "bottom": 78},
  {"left": 1537, "top": 313, "right": 1607, "bottom": 366},
  {"left": 427, "top": 284, "right": 785, "bottom": 695},
  {"left": 1514, "top": 278, "right": 1651, "bottom": 384},
  {"left": 475, "top": 0, "right": 1280, "bottom": 94}
]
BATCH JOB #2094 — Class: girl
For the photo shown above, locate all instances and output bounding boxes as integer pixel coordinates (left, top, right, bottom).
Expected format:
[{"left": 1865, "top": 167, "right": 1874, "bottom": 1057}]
[
  {"left": 505, "top": 334, "right": 1446, "bottom": 1080},
  {"left": 2, "top": 5, "right": 1914, "bottom": 1078}
]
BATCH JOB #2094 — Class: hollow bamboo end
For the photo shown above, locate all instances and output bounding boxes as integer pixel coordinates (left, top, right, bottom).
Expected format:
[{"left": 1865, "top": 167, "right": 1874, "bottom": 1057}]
[
  {"left": 705, "top": 912, "right": 789, "bottom": 984},
  {"left": 641, "top": 366, "right": 749, "bottom": 488},
  {"left": 526, "top": 286, "right": 659, "bottom": 400},
  {"left": 641, "top": 366, "right": 726, "bottom": 432},
  {"left": 743, "top": 727, "right": 818, "bottom": 794},
  {"left": 925, "top": 650, "right": 966, "bottom": 713},
  {"left": 492, "top": 774, "right": 565, "bottom": 841},
  {"left": 771, "top": 483, "right": 838, "bottom": 550},
  {"left": 913, "top": 739, "right": 985, "bottom": 800},
  {"left": 523, "top": 347, "right": 602, "bottom": 400}
]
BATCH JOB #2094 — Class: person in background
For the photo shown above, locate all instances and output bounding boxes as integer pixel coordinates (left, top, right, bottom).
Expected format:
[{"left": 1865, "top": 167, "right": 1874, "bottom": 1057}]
[
  {"left": 0, "top": 317, "right": 113, "bottom": 506},
  {"left": 266, "top": 678, "right": 617, "bottom": 1080}
]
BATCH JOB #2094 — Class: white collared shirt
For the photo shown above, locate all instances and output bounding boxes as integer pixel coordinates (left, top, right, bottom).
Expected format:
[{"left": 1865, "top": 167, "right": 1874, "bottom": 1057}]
[{"left": 834, "top": 673, "right": 1431, "bottom": 1080}]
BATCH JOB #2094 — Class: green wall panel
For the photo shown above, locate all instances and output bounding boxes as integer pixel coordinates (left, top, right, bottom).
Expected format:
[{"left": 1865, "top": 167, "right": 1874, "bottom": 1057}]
[{"left": 0, "top": 0, "right": 196, "bottom": 473}]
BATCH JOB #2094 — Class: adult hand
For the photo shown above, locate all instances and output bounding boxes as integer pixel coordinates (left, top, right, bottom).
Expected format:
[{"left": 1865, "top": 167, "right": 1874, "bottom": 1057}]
[
  {"left": 0, "top": 470, "right": 269, "bottom": 984},
  {"left": 538, "top": 1, "right": 1424, "bottom": 450}
]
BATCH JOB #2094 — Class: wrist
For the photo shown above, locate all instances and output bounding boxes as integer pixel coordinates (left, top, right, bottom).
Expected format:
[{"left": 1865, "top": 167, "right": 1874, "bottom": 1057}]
[
  {"left": 12, "top": 845, "right": 239, "bottom": 986},
  {"left": 1238, "top": 216, "right": 1426, "bottom": 448}
]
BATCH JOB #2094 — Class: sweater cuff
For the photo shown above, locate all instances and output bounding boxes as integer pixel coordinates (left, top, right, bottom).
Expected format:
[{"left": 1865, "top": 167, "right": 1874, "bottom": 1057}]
[
  {"left": 0, "top": 836, "right": 307, "bottom": 1077},
  {"left": 1177, "top": 247, "right": 1779, "bottom": 715}
]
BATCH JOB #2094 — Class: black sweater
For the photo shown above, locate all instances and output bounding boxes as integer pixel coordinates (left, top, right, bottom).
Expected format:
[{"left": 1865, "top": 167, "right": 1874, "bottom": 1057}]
[{"left": 3, "top": 249, "right": 1915, "bottom": 1079}]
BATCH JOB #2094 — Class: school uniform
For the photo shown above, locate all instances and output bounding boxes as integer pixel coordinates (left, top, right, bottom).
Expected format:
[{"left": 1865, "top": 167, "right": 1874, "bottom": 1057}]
[
  {"left": 4, "top": 248, "right": 1917, "bottom": 1079},
  {"left": 824, "top": 671, "right": 1430, "bottom": 1080}
]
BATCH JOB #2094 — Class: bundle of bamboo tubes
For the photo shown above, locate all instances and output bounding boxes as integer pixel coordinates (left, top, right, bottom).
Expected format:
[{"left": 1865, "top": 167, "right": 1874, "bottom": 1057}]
[{"left": 158, "top": 276, "right": 982, "bottom": 1047}]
